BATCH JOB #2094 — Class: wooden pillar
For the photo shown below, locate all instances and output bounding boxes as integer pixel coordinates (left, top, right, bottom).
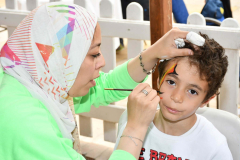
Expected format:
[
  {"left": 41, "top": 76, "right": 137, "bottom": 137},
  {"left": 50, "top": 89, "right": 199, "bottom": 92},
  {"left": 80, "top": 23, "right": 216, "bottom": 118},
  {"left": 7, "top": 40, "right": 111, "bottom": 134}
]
[{"left": 150, "top": 0, "right": 172, "bottom": 90}]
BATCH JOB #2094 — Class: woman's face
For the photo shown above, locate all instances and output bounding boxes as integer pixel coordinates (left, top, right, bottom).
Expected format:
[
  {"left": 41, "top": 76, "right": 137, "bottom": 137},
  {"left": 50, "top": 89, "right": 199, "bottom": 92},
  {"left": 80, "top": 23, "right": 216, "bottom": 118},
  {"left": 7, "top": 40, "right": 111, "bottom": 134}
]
[{"left": 68, "top": 23, "right": 105, "bottom": 97}]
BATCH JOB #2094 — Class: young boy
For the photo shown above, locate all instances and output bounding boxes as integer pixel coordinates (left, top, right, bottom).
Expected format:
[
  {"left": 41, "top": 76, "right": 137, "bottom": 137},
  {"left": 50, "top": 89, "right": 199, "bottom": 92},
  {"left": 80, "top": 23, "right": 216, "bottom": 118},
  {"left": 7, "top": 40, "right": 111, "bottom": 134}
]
[{"left": 114, "top": 33, "right": 233, "bottom": 160}]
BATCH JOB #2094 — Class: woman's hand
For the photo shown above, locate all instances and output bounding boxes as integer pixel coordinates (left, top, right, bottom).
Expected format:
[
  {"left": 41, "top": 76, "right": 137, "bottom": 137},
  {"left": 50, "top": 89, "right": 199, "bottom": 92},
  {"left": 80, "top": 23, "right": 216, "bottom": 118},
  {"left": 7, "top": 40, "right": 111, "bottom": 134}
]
[
  {"left": 126, "top": 83, "right": 160, "bottom": 132},
  {"left": 148, "top": 27, "right": 193, "bottom": 60},
  {"left": 116, "top": 83, "right": 160, "bottom": 159},
  {"left": 127, "top": 27, "right": 193, "bottom": 83}
]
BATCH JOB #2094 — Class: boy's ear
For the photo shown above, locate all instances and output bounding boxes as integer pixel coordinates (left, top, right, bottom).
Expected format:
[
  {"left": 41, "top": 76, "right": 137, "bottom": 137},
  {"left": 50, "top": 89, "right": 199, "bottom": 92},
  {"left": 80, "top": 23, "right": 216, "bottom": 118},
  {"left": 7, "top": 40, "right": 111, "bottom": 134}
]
[
  {"left": 200, "top": 94, "right": 216, "bottom": 108},
  {"left": 157, "top": 77, "right": 160, "bottom": 89}
]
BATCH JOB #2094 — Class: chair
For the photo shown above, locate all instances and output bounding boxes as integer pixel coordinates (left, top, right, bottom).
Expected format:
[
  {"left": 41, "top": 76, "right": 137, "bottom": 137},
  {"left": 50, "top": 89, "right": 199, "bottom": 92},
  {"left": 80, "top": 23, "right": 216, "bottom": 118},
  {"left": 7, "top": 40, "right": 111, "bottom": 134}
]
[
  {"left": 172, "top": 0, "right": 224, "bottom": 26},
  {"left": 196, "top": 107, "right": 240, "bottom": 160}
]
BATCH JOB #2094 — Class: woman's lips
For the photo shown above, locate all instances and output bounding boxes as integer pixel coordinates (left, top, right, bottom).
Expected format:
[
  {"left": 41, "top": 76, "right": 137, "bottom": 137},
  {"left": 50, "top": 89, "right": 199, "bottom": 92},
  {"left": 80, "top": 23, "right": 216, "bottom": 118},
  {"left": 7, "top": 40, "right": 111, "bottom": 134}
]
[
  {"left": 89, "top": 75, "right": 99, "bottom": 86},
  {"left": 90, "top": 79, "right": 96, "bottom": 86}
]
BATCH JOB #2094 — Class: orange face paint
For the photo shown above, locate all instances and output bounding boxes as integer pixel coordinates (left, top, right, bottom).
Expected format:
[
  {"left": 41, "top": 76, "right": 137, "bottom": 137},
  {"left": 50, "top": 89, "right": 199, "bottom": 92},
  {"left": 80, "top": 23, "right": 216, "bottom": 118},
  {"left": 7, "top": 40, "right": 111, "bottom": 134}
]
[
  {"left": 159, "top": 63, "right": 178, "bottom": 87},
  {"left": 159, "top": 63, "right": 178, "bottom": 97}
]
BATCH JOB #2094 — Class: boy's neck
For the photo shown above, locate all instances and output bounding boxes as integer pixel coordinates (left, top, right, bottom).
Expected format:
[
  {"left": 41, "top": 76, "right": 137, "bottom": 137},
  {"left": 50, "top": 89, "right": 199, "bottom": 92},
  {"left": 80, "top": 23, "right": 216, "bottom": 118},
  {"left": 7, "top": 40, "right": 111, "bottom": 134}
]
[{"left": 153, "top": 110, "right": 197, "bottom": 136}]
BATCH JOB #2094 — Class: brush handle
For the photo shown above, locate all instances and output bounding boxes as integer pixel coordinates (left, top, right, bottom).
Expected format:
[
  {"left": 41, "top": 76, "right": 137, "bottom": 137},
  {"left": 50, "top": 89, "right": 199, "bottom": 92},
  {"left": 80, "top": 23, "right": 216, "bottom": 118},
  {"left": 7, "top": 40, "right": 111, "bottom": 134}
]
[
  {"left": 104, "top": 88, "right": 161, "bottom": 94},
  {"left": 104, "top": 88, "right": 132, "bottom": 91}
]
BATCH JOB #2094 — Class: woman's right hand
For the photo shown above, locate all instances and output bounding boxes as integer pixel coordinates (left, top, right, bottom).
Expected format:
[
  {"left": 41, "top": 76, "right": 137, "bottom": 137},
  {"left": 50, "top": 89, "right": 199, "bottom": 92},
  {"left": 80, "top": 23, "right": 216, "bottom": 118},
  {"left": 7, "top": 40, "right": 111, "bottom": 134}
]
[
  {"left": 126, "top": 83, "right": 160, "bottom": 132},
  {"left": 115, "top": 83, "right": 160, "bottom": 159}
]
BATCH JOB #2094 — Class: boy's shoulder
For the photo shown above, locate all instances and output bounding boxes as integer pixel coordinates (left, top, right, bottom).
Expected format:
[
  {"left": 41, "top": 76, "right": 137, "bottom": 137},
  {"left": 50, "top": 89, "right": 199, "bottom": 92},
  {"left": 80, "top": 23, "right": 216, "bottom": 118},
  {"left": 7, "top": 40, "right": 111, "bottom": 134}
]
[{"left": 194, "top": 114, "right": 227, "bottom": 144}]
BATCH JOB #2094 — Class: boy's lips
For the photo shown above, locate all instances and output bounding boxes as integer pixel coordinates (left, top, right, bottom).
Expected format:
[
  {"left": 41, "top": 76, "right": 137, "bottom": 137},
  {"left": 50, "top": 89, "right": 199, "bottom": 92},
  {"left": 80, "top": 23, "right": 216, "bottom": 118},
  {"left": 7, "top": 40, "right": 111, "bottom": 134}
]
[{"left": 165, "top": 105, "right": 181, "bottom": 114}]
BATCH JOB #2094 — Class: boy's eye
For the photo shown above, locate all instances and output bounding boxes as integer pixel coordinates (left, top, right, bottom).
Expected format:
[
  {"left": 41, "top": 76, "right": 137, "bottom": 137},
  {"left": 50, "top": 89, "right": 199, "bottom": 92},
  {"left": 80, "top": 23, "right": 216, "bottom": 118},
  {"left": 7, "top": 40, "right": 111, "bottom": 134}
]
[
  {"left": 92, "top": 53, "right": 101, "bottom": 58},
  {"left": 167, "top": 80, "right": 176, "bottom": 86},
  {"left": 188, "top": 89, "right": 198, "bottom": 95}
]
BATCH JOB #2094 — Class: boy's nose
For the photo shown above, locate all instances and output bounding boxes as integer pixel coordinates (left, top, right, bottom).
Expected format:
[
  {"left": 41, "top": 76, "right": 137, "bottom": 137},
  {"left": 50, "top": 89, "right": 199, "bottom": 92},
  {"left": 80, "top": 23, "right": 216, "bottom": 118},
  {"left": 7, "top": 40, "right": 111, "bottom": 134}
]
[
  {"left": 170, "top": 88, "right": 183, "bottom": 103},
  {"left": 96, "top": 53, "right": 105, "bottom": 70}
]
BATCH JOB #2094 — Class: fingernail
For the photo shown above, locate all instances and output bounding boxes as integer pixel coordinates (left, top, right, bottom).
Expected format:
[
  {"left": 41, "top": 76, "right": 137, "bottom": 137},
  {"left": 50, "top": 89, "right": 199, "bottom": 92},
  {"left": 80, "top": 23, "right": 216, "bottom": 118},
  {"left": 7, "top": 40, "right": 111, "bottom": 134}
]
[{"left": 189, "top": 51, "right": 193, "bottom": 55}]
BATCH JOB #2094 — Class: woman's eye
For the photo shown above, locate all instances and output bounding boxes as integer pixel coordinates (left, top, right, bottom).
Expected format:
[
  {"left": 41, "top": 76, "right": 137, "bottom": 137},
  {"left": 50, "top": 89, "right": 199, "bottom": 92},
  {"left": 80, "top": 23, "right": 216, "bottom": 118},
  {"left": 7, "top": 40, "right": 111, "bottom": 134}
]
[
  {"left": 167, "top": 80, "right": 176, "bottom": 86},
  {"left": 188, "top": 89, "right": 198, "bottom": 95},
  {"left": 92, "top": 53, "right": 101, "bottom": 58}
]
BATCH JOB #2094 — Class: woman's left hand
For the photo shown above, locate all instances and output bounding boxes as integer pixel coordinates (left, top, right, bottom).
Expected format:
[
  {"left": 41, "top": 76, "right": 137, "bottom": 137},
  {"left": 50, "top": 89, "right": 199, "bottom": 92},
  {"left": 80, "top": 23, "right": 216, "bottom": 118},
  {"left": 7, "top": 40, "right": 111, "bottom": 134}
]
[
  {"left": 146, "top": 27, "right": 193, "bottom": 60},
  {"left": 127, "top": 27, "right": 193, "bottom": 83}
]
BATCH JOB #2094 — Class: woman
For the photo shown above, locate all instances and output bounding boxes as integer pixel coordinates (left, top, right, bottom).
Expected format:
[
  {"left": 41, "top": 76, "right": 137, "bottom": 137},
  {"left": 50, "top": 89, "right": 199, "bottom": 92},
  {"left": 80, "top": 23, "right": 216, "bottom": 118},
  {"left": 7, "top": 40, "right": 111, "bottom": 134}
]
[{"left": 0, "top": 2, "right": 193, "bottom": 160}]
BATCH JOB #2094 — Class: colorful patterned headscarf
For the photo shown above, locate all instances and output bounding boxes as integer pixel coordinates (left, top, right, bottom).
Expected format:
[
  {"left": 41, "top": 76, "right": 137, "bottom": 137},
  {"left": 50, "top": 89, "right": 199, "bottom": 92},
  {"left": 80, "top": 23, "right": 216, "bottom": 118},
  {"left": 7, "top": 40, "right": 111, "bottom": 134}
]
[{"left": 0, "top": 2, "right": 97, "bottom": 141}]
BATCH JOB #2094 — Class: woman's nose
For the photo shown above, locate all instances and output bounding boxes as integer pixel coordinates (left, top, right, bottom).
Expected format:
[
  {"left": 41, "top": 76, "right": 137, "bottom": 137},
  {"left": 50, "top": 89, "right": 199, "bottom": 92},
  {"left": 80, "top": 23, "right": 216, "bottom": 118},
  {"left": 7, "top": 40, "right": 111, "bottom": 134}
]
[
  {"left": 96, "top": 53, "right": 105, "bottom": 70},
  {"left": 170, "top": 88, "right": 183, "bottom": 103}
]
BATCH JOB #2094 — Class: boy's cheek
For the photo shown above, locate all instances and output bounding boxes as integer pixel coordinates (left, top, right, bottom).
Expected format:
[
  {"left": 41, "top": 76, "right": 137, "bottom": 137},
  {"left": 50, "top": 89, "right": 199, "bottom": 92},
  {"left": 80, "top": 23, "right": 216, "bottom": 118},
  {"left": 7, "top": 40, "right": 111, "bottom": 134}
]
[
  {"left": 159, "top": 83, "right": 168, "bottom": 95},
  {"left": 158, "top": 86, "right": 172, "bottom": 102},
  {"left": 158, "top": 94, "right": 163, "bottom": 100},
  {"left": 158, "top": 99, "right": 166, "bottom": 110}
]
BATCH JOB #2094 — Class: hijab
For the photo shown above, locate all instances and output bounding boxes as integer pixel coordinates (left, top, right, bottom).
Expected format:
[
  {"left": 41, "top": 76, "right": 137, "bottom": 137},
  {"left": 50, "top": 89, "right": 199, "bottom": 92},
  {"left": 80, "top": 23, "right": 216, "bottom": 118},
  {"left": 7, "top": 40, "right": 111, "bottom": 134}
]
[{"left": 0, "top": 2, "right": 97, "bottom": 141}]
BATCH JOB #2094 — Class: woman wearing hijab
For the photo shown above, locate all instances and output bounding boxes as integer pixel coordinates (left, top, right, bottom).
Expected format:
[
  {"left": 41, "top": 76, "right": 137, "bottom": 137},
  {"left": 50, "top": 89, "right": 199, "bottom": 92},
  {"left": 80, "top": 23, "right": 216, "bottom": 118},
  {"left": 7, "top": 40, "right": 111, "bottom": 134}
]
[{"left": 0, "top": 2, "right": 193, "bottom": 160}]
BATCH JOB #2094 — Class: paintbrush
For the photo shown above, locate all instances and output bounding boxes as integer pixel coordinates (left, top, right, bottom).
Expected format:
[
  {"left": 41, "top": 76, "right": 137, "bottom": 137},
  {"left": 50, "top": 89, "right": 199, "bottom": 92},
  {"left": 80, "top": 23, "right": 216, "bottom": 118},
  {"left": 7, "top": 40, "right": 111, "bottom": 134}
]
[{"left": 104, "top": 88, "right": 161, "bottom": 94}]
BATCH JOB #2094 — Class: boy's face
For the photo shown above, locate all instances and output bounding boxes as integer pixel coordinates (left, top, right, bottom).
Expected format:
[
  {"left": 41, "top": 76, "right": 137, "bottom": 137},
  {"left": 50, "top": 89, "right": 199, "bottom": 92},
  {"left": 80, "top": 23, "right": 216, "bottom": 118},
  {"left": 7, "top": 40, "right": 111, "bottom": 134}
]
[{"left": 158, "top": 57, "right": 210, "bottom": 122}]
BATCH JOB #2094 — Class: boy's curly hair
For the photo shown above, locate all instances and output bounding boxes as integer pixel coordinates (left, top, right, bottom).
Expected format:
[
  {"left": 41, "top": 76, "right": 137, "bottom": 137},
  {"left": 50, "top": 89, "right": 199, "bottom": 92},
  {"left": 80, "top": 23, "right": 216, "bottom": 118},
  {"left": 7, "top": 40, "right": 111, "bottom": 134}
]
[{"left": 158, "top": 33, "right": 228, "bottom": 102}]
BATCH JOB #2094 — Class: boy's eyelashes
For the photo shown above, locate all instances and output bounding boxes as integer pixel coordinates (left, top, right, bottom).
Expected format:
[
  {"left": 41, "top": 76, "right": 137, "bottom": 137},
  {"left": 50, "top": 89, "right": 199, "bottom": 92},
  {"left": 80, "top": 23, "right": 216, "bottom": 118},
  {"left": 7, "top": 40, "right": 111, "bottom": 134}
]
[
  {"left": 92, "top": 53, "right": 101, "bottom": 58},
  {"left": 167, "top": 80, "right": 176, "bottom": 86},
  {"left": 188, "top": 89, "right": 198, "bottom": 95},
  {"left": 166, "top": 79, "right": 198, "bottom": 95}
]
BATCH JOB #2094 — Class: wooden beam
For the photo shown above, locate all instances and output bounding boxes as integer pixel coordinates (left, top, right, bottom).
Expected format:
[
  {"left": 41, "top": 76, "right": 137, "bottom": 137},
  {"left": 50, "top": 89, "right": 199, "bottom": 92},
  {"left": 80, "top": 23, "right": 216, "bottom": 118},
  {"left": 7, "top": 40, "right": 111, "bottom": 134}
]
[{"left": 150, "top": 0, "right": 172, "bottom": 90}]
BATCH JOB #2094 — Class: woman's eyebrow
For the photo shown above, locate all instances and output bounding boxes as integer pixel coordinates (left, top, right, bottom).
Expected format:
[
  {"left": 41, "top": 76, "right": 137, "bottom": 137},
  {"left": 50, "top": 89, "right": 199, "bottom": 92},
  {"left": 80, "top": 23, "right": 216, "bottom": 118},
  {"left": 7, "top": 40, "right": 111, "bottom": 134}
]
[{"left": 90, "top": 43, "right": 101, "bottom": 49}]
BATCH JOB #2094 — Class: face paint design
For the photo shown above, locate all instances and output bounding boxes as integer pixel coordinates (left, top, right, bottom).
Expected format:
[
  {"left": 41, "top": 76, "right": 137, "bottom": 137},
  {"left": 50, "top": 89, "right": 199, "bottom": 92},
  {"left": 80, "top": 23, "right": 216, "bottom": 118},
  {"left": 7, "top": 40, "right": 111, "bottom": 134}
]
[{"left": 159, "top": 64, "right": 178, "bottom": 97}]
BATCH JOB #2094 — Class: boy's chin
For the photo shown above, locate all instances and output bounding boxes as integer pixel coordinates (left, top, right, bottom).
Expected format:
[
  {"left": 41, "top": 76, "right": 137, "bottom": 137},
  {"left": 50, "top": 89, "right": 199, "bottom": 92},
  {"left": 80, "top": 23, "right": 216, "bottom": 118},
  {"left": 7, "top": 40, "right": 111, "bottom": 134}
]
[
  {"left": 162, "top": 113, "right": 181, "bottom": 123},
  {"left": 161, "top": 109, "right": 196, "bottom": 123}
]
